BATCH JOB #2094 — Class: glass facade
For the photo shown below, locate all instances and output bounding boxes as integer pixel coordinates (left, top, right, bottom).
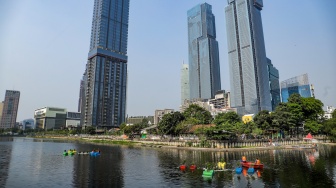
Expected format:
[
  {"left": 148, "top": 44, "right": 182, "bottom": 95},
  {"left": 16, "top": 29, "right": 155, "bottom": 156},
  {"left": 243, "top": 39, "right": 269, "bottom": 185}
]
[
  {"left": 281, "top": 74, "right": 312, "bottom": 103},
  {"left": 83, "top": 0, "right": 129, "bottom": 128},
  {"left": 267, "top": 58, "right": 280, "bottom": 111},
  {"left": 187, "top": 3, "right": 221, "bottom": 100},
  {"left": 225, "top": 0, "right": 271, "bottom": 115}
]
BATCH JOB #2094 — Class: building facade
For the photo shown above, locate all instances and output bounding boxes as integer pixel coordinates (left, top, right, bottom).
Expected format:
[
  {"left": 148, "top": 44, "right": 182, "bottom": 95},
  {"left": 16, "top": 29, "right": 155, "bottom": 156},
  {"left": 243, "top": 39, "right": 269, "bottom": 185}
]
[
  {"left": 0, "top": 102, "right": 3, "bottom": 126},
  {"left": 34, "top": 107, "right": 67, "bottom": 130},
  {"left": 324, "top": 106, "right": 335, "bottom": 120},
  {"left": 267, "top": 58, "right": 281, "bottom": 111},
  {"left": 187, "top": 3, "right": 221, "bottom": 100},
  {"left": 180, "top": 90, "right": 235, "bottom": 117},
  {"left": 280, "top": 73, "right": 312, "bottom": 103},
  {"left": 181, "top": 63, "right": 190, "bottom": 104},
  {"left": 154, "top": 109, "right": 174, "bottom": 126},
  {"left": 225, "top": 0, "right": 272, "bottom": 115},
  {"left": 82, "top": 0, "right": 130, "bottom": 128},
  {"left": 0, "top": 90, "right": 20, "bottom": 129},
  {"left": 126, "top": 116, "right": 154, "bottom": 125},
  {"left": 20, "top": 119, "right": 35, "bottom": 130},
  {"left": 66, "top": 112, "right": 81, "bottom": 128}
]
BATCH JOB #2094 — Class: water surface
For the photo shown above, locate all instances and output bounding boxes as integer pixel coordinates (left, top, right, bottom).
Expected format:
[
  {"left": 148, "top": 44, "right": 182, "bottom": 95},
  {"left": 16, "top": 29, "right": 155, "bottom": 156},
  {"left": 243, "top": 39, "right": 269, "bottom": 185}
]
[{"left": 0, "top": 137, "right": 335, "bottom": 187}]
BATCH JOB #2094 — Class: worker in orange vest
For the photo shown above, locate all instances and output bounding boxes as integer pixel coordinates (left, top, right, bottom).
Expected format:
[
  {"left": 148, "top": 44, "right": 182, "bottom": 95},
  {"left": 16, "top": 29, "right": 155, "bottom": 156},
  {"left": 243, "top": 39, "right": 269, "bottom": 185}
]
[{"left": 255, "top": 158, "right": 260, "bottom": 165}]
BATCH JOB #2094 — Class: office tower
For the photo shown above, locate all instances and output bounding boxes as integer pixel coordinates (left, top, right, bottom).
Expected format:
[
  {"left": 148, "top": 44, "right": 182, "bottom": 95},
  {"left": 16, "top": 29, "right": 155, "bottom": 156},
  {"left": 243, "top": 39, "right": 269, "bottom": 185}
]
[
  {"left": 0, "top": 90, "right": 20, "bottom": 129},
  {"left": 78, "top": 75, "right": 85, "bottom": 113},
  {"left": 281, "top": 73, "right": 312, "bottom": 103},
  {"left": 0, "top": 102, "right": 3, "bottom": 125},
  {"left": 187, "top": 3, "right": 221, "bottom": 100},
  {"left": 181, "top": 63, "right": 189, "bottom": 105},
  {"left": 225, "top": 0, "right": 272, "bottom": 115},
  {"left": 82, "top": 0, "right": 130, "bottom": 128},
  {"left": 267, "top": 58, "right": 281, "bottom": 111}
]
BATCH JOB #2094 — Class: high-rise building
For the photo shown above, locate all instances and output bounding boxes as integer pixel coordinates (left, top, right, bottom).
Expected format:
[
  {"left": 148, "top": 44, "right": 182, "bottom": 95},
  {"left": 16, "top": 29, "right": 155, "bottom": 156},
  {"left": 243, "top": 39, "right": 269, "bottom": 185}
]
[
  {"left": 0, "top": 102, "right": 3, "bottom": 125},
  {"left": 0, "top": 90, "right": 20, "bottom": 129},
  {"left": 267, "top": 58, "right": 281, "bottom": 111},
  {"left": 187, "top": 3, "right": 221, "bottom": 100},
  {"left": 281, "top": 73, "right": 312, "bottom": 103},
  {"left": 181, "top": 62, "right": 189, "bottom": 104},
  {"left": 78, "top": 75, "right": 85, "bottom": 113},
  {"left": 225, "top": 0, "right": 272, "bottom": 115},
  {"left": 82, "top": 0, "right": 130, "bottom": 128}
]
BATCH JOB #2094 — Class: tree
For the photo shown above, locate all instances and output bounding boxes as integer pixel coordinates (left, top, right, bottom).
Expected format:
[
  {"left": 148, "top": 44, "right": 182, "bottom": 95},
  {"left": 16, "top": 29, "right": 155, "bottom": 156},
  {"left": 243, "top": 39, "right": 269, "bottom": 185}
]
[
  {"left": 157, "top": 111, "right": 184, "bottom": 135},
  {"left": 301, "top": 97, "right": 324, "bottom": 121},
  {"left": 213, "top": 111, "right": 240, "bottom": 126},
  {"left": 253, "top": 110, "right": 272, "bottom": 130},
  {"left": 175, "top": 118, "right": 199, "bottom": 135},
  {"left": 288, "top": 93, "right": 303, "bottom": 105},
  {"left": 272, "top": 103, "right": 294, "bottom": 132},
  {"left": 85, "top": 126, "right": 96, "bottom": 135},
  {"left": 304, "top": 120, "right": 322, "bottom": 135},
  {"left": 183, "top": 104, "right": 212, "bottom": 124}
]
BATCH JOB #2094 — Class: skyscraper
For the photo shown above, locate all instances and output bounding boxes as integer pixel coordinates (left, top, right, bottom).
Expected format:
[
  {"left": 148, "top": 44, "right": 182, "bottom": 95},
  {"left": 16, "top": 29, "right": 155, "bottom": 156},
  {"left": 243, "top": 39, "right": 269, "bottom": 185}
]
[
  {"left": 0, "top": 90, "right": 20, "bottom": 129},
  {"left": 82, "top": 0, "right": 130, "bottom": 128},
  {"left": 267, "top": 58, "right": 281, "bottom": 111},
  {"left": 181, "top": 62, "right": 189, "bottom": 105},
  {"left": 187, "top": 3, "right": 221, "bottom": 100},
  {"left": 281, "top": 73, "right": 312, "bottom": 103},
  {"left": 225, "top": 0, "right": 272, "bottom": 115}
]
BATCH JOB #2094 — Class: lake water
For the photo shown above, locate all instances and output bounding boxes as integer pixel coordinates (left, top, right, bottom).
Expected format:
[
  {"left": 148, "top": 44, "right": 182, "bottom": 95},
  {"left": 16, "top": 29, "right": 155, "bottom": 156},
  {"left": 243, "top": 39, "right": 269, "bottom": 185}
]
[{"left": 0, "top": 137, "right": 335, "bottom": 188}]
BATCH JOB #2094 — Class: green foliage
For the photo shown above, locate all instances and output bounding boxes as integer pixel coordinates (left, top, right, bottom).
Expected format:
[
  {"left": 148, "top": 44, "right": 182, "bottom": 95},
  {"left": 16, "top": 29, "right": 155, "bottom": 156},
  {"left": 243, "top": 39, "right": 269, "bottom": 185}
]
[
  {"left": 119, "top": 123, "right": 127, "bottom": 131},
  {"left": 288, "top": 93, "right": 303, "bottom": 105},
  {"left": 332, "top": 111, "right": 336, "bottom": 119},
  {"left": 157, "top": 111, "right": 184, "bottom": 135},
  {"left": 175, "top": 118, "right": 199, "bottom": 134},
  {"left": 213, "top": 111, "right": 241, "bottom": 126},
  {"left": 183, "top": 104, "right": 212, "bottom": 124},
  {"left": 85, "top": 126, "right": 96, "bottom": 135},
  {"left": 253, "top": 110, "right": 272, "bottom": 129},
  {"left": 322, "top": 116, "right": 336, "bottom": 138},
  {"left": 301, "top": 97, "right": 324, "bottom": 120},
  {"left": 304, "top": 120, "right": 322, "bottom": 134}
]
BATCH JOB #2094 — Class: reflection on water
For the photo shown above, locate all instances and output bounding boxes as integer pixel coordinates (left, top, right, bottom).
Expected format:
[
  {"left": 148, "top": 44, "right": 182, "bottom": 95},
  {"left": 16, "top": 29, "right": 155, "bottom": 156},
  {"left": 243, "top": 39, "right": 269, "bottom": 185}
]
[
  {"left": 0, "top": 137, "right": 13, "bottom": 187},
  {"left": 0, "top": 137, "right": 335, "bottom": 187}
]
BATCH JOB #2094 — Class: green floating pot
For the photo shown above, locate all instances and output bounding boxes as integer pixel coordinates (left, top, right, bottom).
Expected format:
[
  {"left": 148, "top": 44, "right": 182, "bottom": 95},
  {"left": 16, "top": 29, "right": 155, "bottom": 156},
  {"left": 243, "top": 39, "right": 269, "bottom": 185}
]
[{"left": 202, "top": 170, "right": 214, "bottom": 177}]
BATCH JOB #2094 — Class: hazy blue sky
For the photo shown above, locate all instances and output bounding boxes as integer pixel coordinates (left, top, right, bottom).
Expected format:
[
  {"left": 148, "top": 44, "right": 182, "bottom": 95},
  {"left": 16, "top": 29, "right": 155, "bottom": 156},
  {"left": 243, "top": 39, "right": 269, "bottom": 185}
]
[{"left": 0, "top": 0, "right": 335, "bottom": 121}]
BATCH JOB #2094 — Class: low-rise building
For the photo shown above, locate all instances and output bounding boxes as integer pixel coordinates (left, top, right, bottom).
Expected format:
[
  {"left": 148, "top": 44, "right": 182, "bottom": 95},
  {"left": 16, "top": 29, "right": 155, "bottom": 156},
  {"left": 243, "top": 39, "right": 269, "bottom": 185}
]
[
  {"left": 34, "top": 107, "right": 67, "bottom": 130},
  {"left": 126, "top": 116, "right": 154, "bottom": 125},
  {"left": 180, "top": 90, "right": 235, "bottom": 117},
  {"left": 66, "top": 112, "right": 81, "bottom": 128},
  {"left": 20, "top": 119, "right": 35, "bottom": 130},
  {"left": 324, "top": 106, "right": 335, "bottom": 120},
  {"left": 154, "top": 109, "right": 174, "bottom": 125}
]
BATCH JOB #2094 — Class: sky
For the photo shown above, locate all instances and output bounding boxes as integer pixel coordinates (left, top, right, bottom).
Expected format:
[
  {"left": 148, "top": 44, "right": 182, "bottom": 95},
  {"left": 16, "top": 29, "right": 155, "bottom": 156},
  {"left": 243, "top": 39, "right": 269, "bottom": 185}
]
[{"left": 0, "top": 0, "right": 335, "bottom": 122}]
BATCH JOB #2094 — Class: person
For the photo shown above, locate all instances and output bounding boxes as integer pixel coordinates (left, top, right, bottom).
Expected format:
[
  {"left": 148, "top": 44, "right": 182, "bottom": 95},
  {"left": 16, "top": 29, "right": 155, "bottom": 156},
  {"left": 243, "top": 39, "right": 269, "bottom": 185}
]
[
  {"left": 255, "top": 158, "right": 260, "bottom": 165},
  {"left": 242, "top": 156, "right": 246, "bottom": 163}
]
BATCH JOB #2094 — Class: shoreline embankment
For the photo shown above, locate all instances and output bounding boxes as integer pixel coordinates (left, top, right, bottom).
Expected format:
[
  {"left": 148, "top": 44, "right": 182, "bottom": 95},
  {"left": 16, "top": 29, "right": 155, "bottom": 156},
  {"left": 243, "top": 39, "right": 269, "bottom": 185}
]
[{"left": 27, "top": 135, "right": 335, "bottom": 152}]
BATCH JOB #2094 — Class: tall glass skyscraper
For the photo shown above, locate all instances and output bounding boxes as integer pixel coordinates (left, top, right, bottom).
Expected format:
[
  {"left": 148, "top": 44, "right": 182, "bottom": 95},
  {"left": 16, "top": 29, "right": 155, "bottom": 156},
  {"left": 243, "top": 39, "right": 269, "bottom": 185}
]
[
  {"left": 82, "top": 0, "right": 130, "bottom": 128},
  {"left": 225, "top": 0, "right": 272, "bottom": 115},
  {"left": 281, "top": 73, "right": 312, "bottom": 103},
  {"left": 267, "top": 58, "right": 281, "bottom": 111},
  {"left": 187, "top": 3, "right": 221, "bottom": 100}
]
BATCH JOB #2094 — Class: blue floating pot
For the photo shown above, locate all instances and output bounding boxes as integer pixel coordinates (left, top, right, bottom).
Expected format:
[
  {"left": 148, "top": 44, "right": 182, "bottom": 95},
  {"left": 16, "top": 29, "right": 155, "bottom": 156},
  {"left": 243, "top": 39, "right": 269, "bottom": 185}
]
[
  {"left": 235, "top": 167, "right": 243, "bottom": 174},
  {"left": 247, "top": 168, "right": 255, "bottom": 173}
]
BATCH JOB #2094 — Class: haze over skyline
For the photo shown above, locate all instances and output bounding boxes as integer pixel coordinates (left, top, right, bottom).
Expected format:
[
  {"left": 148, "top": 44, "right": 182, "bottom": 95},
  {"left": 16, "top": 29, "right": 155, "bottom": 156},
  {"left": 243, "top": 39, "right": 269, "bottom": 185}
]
[{"left": 1, "top": 0, "right": 335, "bottom": 122}]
